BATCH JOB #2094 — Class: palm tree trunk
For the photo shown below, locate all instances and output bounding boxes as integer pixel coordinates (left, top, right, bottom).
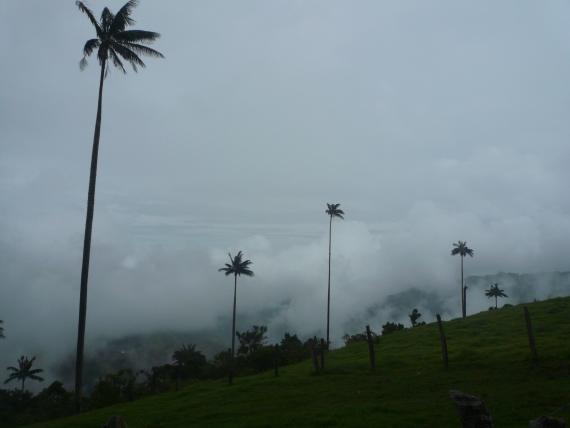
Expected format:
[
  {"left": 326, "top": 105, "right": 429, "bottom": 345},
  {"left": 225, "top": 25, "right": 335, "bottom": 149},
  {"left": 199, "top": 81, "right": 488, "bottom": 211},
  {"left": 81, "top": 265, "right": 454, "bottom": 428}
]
[
  {"left": 21, "top": 378, "right": 25, "bottom": 393},
  {"left": 495, "top": 296, "right": 498, "bottom": 309},
  {"left": 230, "top": 273, "right": 237, "bottom": 385},
  {"left": 460, "top": 255, "right": 465, "bottom": 319},
  {"left": 74, "top": 60, "right": 106, "bottom": 412},
  {"left": 326, "top": 215, "right": 332, "bottom": 346}
]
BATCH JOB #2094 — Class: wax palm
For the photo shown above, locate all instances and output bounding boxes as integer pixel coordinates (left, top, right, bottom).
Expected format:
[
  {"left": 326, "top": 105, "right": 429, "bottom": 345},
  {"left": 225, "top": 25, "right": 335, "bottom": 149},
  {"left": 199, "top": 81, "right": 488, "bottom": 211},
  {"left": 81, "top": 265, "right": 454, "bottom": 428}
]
[
  {"left": 325, "top": 203, "right": 344, "bottom": 346},
  {"left": 5, "top": 356, "right": 44, "bottom": 392},
  {"left": 485, "top": 283, "right": 508, "bottom": 309},
  {"left": 74, "top": 0, "right": 163, "bottom": 411},
  {"left": 451, "top": 240, "right": 474, "bottom": 319},
  {"left": 219, "top": 251, "right": 254, "bottom": 384}
]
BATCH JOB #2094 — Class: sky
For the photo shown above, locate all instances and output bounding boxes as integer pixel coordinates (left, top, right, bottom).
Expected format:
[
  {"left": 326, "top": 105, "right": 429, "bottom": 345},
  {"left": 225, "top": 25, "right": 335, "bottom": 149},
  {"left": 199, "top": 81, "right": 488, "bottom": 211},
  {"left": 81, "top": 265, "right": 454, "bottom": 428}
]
[{"left": 1, "top": 0, "right": 570, "bottom": 382}]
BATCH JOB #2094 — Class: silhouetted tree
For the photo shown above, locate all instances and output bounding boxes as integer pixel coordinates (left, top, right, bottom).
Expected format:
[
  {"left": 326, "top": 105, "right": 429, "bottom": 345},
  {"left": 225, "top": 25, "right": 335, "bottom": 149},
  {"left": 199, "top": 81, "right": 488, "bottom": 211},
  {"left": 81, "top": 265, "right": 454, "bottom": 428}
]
[
  {"left": 35, "top": 381, "right": 73, "bottom": 420},
  {"left": 381, "top": 322, "right": 405, "bottom": 335},
  {"left": 279, "top": 333, "right": 308, "bottom": 364},
  {"left": 485, "top": 283, "right": 508, "bottom": 309},
  {"left": 218, "top": 251, "right": 254, "bottom": 383},
  {"left": 325, "top": 203, "right": 345, "bottom": 346},
  {"left": 342, "top": 331, "right": 369, "bottom": 345},
  {"left": 90, "top": 369, "right": 136, "bottom": 408},
  {"left": 236, "top": 326, "right": 267, "bottom": 356},
  {"left": 212, "top": 349, "right": 232, "bottom": 377},
  {"left": 451, "top": 240, "right": 474, "bottom": 319},
  {"left": 247, "top": 346, "right": 276, "bottom": 373},
  {"left": 138, "top": 365, "right": 175, "bottom": 395},
  {"left": 4, "top": 356, "right": 44, "bottom": 392},
  {"left": 74, "top": 0, "right": 163, "bottom": 411},
  {"left": 409, "top": 308, "right": 425, "bottom": 327},
  {"left": 0, "top": 320, "right": 4, "bottom": 338},
  {"left": 172, "top": 344, "right": 207, "bottom": 379}
]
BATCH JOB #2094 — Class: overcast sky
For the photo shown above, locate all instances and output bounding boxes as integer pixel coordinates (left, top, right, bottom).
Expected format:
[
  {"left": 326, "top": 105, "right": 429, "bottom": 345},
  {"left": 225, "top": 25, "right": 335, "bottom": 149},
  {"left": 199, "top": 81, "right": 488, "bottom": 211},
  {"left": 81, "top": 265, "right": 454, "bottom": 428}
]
[{"left": 2, "top": 0, "right": 570, "bottom": 378}]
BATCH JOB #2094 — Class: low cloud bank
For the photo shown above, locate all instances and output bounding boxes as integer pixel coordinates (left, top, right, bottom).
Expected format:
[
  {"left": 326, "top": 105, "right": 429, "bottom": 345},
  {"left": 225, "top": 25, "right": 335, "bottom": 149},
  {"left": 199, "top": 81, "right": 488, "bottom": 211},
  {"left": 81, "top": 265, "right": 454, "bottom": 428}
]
[{"left": 1, "top": 202, "right": 569, "bottom": 387}]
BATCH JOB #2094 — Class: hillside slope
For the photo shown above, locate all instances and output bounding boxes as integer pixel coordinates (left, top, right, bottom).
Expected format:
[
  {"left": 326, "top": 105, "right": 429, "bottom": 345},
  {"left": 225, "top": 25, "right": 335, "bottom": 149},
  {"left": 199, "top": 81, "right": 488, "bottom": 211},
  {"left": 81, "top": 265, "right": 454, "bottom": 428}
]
[{"left": 31, "top": 298, "right": 570, "bottom": 427}]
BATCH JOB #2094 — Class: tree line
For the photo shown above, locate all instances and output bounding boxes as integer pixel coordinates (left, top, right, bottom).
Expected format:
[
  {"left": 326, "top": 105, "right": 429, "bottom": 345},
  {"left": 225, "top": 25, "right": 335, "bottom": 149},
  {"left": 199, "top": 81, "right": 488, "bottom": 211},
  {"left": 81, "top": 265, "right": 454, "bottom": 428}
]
[{"left": 0, "top": 326, "right": 312, "bottom": 426}]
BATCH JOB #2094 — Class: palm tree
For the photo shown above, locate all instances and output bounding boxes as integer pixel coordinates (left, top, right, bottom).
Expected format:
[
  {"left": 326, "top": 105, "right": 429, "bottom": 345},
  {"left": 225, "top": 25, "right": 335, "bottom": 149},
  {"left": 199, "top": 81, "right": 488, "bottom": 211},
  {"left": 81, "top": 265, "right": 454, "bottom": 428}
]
[
  {"left": 451, "top": 240, "right": 474, "bottom": 319},
  {"left": 485, "top": 283, "right": 508, "bottom": 309},
  {"left": 74, "top": 0, "right": 163, "bottom": 411},
  {"left": 0, "top": 320, "right": 4, "bottom": 339},
  {"left": 4, "top": 356, "right": 44, "bottom": 392},
  {"left": 218, "top": 251, "right": 254, "bottom": 384},
  {"left": 325, "top": 203, "right": 344, "bottom": 346}
]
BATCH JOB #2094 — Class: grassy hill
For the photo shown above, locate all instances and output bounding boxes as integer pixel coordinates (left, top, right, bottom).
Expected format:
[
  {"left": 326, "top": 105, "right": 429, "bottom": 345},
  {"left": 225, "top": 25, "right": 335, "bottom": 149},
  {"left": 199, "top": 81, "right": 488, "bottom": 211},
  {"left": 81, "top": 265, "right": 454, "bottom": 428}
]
[{"left": 31, "top": 298, "right": 570, "bottom": 427}]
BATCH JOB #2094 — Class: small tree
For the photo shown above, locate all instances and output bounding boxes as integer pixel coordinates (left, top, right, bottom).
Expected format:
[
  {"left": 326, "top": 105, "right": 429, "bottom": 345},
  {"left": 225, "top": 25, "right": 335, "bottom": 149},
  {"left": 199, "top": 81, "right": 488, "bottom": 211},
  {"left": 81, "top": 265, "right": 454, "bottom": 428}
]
[
  {"left": 381, "top": 322, "right": 405, "bottom": 335},
  {"left": 90, "top": 369, "right": 136, "bottom": 408},
  {"left": 409, "top": 308, "right": 425, "bottom": 327},
  {"left": 35, "top": 381, "right": 73, "bottom": 420},
  {"left": 172, "top": 344, "right": 207, "bottom": 379},
  {"left": 212, "top": 349, "right": 232, "bottom": 377},
  {"left": 246, "top": 346, "right": 275, "bottom": 373},
  {"left": 236, "top": 326, "right": 267, "bottom": 356},
  {"left": 4, "top": 356, "right": 44, "bottom": 392},
  {"left": 279, "top": 333, "right": 308, "bottom": 364},
  {"left": 485, "top": 283, "right": 508, "bottom": 309}
]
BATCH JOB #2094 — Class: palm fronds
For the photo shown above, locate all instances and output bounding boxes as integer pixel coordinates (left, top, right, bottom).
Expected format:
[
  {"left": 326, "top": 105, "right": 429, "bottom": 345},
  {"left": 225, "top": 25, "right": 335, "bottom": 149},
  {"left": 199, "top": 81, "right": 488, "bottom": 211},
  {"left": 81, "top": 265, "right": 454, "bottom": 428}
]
[
  {"left": 326, "top": 203, "right": 345, "bottom": 219},
  {"left": 77, "top": 0, "right": 163, "bottom": 72},
  {"left": 110, "top": 0, "right": 138, "bottom": 33},
  {"left": 218, "top": 251, "right": 254, "bottom": 277},
  {"left": 4, "top": 356, "right": 44, "bottom": 389},
  {"left": 451, "top": 240, "right": 474, "bottom": 257},
  {"left": 76, "top": 1, "right": 102, "bottom": 37},
  {"left": 115, "top": 30, "right": 161, "bottom": 43},
  {"left": 485, "top": 283, "right": 508, "bottom": 298}
]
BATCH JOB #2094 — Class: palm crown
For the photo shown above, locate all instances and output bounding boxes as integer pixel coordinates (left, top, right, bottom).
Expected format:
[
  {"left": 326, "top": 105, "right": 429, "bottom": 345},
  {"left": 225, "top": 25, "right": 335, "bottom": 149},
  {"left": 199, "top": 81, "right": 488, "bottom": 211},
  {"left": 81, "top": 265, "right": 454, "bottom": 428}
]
[
  {"left": 451, "top": 240, "right": 474, "bottom": 257},
  {"left": 76, "top": 0, "right": 164, "bottom": 73},
  {"left": 218, "top": 251, "right": 254, "bottom": 277},
  {"left": 4, "top": 356, "right": 44, "bottom": 389},
  {"left": 485, "top": 283, "right": 507, "bottom": 299},
  {"left": 326, "top": 203, "right": 345, "bottom": 219}
]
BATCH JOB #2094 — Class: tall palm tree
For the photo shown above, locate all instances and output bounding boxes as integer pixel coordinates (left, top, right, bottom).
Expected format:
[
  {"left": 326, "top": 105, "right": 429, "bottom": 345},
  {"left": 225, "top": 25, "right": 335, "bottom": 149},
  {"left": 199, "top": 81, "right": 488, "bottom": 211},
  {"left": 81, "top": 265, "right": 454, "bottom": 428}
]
[
  {"left": 485, "top": 283, "right": 508, "bottom": 309},
  {"left": 4, "top": 356, "right": 44, "bottom": 392},
  {"left": 74, "top": 0, "right": 163, "bottom": 411},
  {"left": 218, "top": 251, "right": 254, "bottom": 384},
  {"left": 451, "top": 240, "right": 474, "bottom": 319},
  {"left": 325, "top": 203, "right": 344, "bottom": 346}
]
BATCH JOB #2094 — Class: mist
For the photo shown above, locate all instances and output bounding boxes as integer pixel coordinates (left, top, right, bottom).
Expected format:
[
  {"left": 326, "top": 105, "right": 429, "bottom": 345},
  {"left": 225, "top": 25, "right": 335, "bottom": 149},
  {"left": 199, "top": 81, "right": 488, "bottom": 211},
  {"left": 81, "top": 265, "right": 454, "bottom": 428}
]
[{"left": 2, "top": 0, "right": 570, "bottom": 386}]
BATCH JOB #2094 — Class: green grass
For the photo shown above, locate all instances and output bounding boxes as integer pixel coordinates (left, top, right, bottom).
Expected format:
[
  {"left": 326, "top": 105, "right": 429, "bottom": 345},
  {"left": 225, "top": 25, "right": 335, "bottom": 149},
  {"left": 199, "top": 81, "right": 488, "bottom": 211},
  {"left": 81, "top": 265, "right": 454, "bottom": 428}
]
[{"left": 31, "top": 298, "right": 570, "bottom": 427}]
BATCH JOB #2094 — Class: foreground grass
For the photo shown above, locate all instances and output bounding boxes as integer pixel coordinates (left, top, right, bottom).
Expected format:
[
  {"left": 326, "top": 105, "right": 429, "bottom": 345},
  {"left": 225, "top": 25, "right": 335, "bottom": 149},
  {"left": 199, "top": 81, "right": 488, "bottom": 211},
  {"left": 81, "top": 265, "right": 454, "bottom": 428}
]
[{"left": 32, "top": 298, "right": 570, "bottom": 427}]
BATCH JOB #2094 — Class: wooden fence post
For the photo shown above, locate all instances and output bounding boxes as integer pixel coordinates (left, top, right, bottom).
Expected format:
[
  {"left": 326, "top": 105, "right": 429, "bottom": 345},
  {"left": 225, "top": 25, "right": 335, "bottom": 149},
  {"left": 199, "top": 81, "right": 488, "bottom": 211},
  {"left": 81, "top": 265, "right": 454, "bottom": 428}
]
[
  {"left": 320, "top": 338, "right": 326, "bottom": 370},
  {"left": 311, "top": 338, "right": 320, "bottom": 374},
  {"left": 228, "top": 347, "right": 233, "bottom": 385},
  {"left": 436, "top": 314, "right": 449, "bottom": 370},
  {"left": 175, "top": 366, "right": 180, "bottom": 392},
  {"left": 274, "top": 344, "right": 279, "bottom": 377},
  {"left": 365, "top": 325, "right": 376, "bottom": 371},
  {"left": 523, "top": 306, "right": 539, "bottom": 365},
  {"left": 151, "top": 369, "right": 157, "bottom": 394}
]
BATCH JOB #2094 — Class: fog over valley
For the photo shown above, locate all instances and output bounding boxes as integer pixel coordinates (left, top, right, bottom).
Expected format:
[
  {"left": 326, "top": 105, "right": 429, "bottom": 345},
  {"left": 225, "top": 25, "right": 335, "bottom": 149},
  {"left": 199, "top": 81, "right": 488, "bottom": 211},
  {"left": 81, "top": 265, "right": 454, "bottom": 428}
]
[{"left": 2, "top": 0, "right": 570, "bottom": 388}]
